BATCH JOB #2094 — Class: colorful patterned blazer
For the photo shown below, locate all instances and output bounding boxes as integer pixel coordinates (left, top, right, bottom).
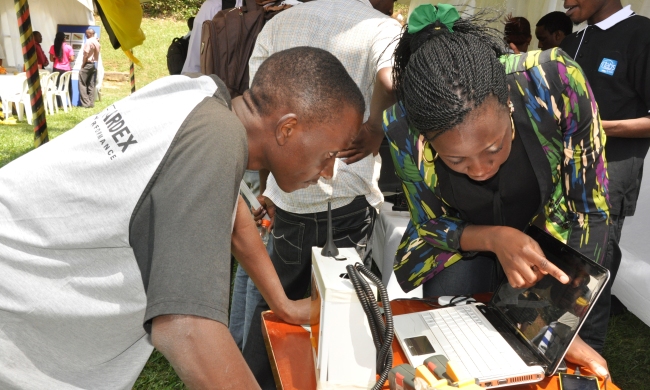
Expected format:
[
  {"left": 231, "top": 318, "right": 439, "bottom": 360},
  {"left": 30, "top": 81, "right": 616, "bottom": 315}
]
[{"left": 383, "top": 48, "right": 610, "bottom": 292}]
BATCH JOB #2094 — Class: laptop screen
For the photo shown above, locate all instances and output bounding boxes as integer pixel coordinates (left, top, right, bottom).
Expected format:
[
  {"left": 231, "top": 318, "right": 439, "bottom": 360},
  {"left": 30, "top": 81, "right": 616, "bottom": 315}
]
[{"left": 491, "top": 226, "right": 609, "bottom": 371}]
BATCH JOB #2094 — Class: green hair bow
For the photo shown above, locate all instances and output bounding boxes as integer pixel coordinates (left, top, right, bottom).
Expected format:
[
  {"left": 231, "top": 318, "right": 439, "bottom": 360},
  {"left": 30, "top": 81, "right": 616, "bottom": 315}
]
[{"left": 408, "top": 3, "right": 460, "bottom": 34}]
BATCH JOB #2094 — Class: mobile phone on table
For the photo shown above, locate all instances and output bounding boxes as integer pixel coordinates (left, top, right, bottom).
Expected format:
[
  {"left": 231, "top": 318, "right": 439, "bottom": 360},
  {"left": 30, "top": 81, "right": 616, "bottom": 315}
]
[{"left": 559, "top": 372, "right": 600, "bottom": 390}]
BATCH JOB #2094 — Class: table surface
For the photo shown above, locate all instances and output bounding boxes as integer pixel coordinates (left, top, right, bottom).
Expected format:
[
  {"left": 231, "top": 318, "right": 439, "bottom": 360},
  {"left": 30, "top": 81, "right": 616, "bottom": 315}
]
[{"left": 261, "top": 296, "right": 618, "bottom": 390}]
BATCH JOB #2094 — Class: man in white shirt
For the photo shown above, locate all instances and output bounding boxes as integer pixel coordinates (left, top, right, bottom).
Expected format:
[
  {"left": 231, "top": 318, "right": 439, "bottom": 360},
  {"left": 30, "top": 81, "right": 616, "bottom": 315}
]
[
  {"left": 182, "top": 0, "right": 242, "bottom": 74},
  {"left": 242, "top": 0, "right": 401, "bottom": 387},
  {"left": 79, "top": 29, "right": 101, "bottom": 108}
]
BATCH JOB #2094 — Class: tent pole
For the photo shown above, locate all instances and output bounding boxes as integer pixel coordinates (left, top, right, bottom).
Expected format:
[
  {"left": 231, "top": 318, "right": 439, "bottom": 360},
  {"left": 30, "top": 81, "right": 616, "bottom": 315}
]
[
  {"left": 130, "top": 50, "right": 135, "bottom": 94},
  {"left": 14, "top": 0, "right": 48, "bottom": 147}
]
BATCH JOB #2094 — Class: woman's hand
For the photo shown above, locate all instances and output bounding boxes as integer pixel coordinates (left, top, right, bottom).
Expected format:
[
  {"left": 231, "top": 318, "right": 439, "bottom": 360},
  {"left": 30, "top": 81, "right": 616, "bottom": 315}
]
[
  {"left": 461, "top": 225, "right": 569, "bottom": 288},
  {"left": 487, "top": 226, "right": 569, "bottom": 288},
  {"left": 565, "top": 335, "right": 610, "bottom": 379}
]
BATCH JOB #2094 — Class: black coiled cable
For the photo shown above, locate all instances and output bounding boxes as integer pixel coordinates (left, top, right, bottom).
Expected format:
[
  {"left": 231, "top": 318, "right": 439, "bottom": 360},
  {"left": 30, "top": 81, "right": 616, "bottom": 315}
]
[{"left": 345, "top": 263, "right": 394, "bottom": 390}]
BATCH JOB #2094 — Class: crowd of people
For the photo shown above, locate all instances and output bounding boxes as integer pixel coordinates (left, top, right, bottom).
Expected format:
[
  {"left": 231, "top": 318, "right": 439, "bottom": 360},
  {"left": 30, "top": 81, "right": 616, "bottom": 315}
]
[
  {"left": 0, "top": 0, "right": 648, "bottom": 389},
  {"left": 0, "top": 28, "right": 100, "bottom": 110}
]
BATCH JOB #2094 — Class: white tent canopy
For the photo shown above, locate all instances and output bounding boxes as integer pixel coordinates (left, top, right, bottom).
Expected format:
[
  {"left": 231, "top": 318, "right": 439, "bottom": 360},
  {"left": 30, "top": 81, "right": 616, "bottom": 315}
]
[{"left": 0, "top": 0, "right": 93, "bottom": 68}]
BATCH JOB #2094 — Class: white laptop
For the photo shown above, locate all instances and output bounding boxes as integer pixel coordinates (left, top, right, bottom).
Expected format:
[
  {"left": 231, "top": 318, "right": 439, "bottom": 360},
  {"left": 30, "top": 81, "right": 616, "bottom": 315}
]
[{"left": 393, "top": 225, "right": 610, "bottom": 388}]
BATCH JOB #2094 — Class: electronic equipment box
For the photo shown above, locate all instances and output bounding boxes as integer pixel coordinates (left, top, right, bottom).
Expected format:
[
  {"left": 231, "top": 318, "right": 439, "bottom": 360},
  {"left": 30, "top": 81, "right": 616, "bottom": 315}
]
[{"left": 310, "top": 247, "right": 377, "bottom": 389}]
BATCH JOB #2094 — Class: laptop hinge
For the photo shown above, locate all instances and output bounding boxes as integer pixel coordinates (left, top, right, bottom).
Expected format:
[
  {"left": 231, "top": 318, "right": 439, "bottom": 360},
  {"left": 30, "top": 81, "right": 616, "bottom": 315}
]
[{"left": 478, "top": 304, "right": 551, "bottom": 371}]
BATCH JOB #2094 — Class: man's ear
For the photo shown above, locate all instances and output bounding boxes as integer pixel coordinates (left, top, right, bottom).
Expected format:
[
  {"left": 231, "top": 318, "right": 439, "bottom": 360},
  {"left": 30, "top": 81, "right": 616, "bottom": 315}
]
[
  {"left": 275, "top": 113, "right": 298, "bottom": 146},
  {"left": 555, "top": 31, "right": 566, "bottom": 44}
]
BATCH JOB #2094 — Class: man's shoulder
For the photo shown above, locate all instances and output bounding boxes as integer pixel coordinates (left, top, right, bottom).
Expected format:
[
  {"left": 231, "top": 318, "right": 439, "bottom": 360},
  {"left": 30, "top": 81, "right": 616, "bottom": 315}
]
[
  {"left": 620, "top": 14, "right": 650, "bottom": 42},
  {"left": 621, "top": 14, "right": 650, "bottom": 29},
  {"left": 272, "top": 0, "right": 393, "bottom": 24},
  {"left": 196, "top": 0, "right": 223, "bottom": 19},
  {"left": 199, "top": 0, "right": 221, "bottom": 11}
]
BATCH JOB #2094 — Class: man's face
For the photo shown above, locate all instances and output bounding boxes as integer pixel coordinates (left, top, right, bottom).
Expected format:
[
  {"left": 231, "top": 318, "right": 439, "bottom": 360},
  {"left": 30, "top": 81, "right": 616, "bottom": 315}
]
[
  {"left": 269, "top": 106, "right": 362, "bottom": 193},
  {"left": 535, "top": 26, "right": 564, "bottom": 51},
  {"left": 564, "top": 0, "right": 607, "bottom": 24},
  {"left": 34, "top": 33, "right": 42, "bottom": 44}
]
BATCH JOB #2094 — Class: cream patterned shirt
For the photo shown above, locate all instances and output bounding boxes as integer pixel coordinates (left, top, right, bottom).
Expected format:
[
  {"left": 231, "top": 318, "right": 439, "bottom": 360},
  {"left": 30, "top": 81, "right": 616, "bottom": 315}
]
[{"left": 249, "top": 0, "right": 402, "bottom": 213}]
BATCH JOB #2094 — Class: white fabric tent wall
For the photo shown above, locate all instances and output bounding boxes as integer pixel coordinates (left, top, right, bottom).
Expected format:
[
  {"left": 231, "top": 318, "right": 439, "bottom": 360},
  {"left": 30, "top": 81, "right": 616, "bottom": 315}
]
[
  {"left": 613, "top": 161, "right": 650, "bottom": 327},
  {"left": 406, "top": 1, "right": 650, "bottom": 51},
  {"left": 0, "top": 0, "right": 93, "bottom": 68}
]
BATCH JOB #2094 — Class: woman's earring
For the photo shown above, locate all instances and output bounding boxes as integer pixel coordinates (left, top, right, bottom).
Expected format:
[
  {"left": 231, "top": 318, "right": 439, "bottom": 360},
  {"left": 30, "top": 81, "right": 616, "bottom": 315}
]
[
  {"left": 510, "top": 114, "right": 516, "bottom": 141},
  {"left": 423, "top": 141, "right": 439, "bottom": 163},
  {"left": 508, "top": 101, "right": 514, "bottom": 113}
]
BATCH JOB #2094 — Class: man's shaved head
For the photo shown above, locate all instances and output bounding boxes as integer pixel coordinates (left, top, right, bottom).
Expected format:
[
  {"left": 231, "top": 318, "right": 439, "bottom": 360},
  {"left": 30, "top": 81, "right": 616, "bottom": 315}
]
[{"left": 249, "top": 46, "right": 365, "bottom": 125}]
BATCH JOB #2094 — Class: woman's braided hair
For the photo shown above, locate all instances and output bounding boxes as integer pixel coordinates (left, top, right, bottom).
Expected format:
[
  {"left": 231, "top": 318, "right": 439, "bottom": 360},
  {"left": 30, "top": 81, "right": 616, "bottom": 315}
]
[{"left": 393, "top": 9, "right": 509, "bottom": 140}]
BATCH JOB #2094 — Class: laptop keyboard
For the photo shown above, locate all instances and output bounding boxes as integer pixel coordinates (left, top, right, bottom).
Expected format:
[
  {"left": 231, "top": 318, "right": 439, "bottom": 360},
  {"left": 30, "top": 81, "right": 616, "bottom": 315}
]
[{"left": 420, "top": 306, "right": 527, "bottom": 378}]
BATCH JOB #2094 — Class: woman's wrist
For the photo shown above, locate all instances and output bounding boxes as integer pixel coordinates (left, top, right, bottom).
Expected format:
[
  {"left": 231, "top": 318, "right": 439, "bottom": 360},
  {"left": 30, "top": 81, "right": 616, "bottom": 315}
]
[{"left": 460, "top": 225, "right": 506, "bottom": 253}]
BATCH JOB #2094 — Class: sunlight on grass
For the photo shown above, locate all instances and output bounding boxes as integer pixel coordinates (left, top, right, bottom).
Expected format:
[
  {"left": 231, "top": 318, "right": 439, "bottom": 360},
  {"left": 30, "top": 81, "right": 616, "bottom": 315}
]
[
  {"left": 102, "top": 18, "right": 187, "bottom": 88},
  {"left": 602, "top": 311, "right": 650, "bottom": 389}
]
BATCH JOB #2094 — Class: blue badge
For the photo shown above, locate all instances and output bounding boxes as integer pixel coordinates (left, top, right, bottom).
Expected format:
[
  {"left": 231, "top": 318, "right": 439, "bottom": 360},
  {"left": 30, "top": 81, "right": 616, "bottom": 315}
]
[{"left": 598, "top": 58, "right": 618, "bottom": 76}]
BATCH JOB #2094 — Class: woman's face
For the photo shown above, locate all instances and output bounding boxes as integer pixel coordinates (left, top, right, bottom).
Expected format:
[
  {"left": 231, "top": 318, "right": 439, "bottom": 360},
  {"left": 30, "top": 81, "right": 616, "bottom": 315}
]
[{"left": 429, "top": 97, "right": 513, "bottom": 182}]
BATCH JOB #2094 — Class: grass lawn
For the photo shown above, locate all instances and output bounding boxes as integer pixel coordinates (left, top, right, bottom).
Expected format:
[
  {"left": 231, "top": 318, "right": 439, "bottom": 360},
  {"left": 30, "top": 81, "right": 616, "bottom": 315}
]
[
  {"left": 1, "top": 13, "right": 649, "bottom": 390},
  {"left": 0, "top": 17, "right": 187, "bottom": 168}
]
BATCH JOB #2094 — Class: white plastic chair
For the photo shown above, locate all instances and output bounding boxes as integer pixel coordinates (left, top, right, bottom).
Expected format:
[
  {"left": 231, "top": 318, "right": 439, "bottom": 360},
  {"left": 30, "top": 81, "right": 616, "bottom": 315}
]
[
  {"left": 39, "top": 72, "right": 48, "bottom": 88},
  {"left": 54, "top": 71, "right": 72, "bottom": 112},
  {"left": 39, "top": 72, "right": 55, "bottom": 115},
  {"left": 41, "top": 72, "right": 60, "bottom": 114},
  {"left": 7, "top": 76, "right": 33, "bottom": 124}
]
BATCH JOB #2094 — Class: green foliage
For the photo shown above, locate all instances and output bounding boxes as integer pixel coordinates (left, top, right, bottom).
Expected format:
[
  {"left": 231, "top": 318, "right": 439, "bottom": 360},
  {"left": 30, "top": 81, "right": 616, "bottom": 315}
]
[{"left": 142, "top": 0, "right": 204, "bottom": 19}]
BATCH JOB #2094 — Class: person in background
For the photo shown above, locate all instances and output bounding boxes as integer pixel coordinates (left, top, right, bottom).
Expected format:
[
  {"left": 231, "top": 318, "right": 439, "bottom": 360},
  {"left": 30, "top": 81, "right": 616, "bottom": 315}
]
[
  {"left": 79, "top": 29, "right": 100, "bottom": 108},
  {"left": 229, "top": 175, "right": 267, "bottom": 352},
  {"left": 560, "top": 0, "right": 650, "bottom": 352},
  {"left": 49, "top": 32, "right": 74, "bottom": 107},
  {"left": 182, "top": 0, "right": 241, "bottom": 74},
  {"left": 49, "top": 32, "right": 74, "bottom": 77},
  {"left": 243, "top": 0, "right": 401, "bottom": 387},
  {"left": 184, "top": 16, "right": 195, "bottom": 40},
  {"left": 386, "top": 4, "right": 611, "bottom": 377},
  {"left": 504, "top": 15, "right": 532, "bottom": 53},
  {"left": 535, "top": 11, "right": 572, "bottom": 51},
  {"left": 33, "top": 32, "right": 49, "bottom": 69}
]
